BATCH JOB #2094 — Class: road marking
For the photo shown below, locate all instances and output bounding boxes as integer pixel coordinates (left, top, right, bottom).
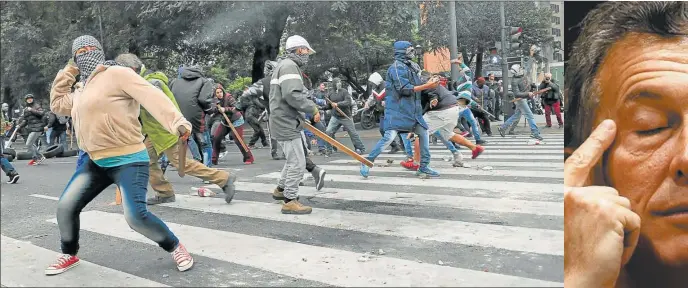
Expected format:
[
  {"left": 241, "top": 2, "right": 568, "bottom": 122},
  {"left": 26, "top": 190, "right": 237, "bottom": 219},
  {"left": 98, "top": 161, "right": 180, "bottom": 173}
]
[
  {"left": 396, "top": 145, "right": 563, "bottom": 150},
  {"left": 367, "top": 154, "right": 562, "bottom": 160},
  {"left": 47, "top": 211, "right": 562, "bottom": 287},
  {"left": 0, "top": 235, "right": 168, "bottom": 287},
  {"left": 327, "top": 159, "right": 563, "bottom": 168},
  {"left": 208, "top": 181, "right": 562, "bottom": 215},
  {"left": 315, "top": 165, "right": 563, "bottom": 179},
  {"left": 257, "top": 172, "right": 563, "bottom": 194},
  {"left": 29, "top": 194, "right": 59, "bottom": 201}
]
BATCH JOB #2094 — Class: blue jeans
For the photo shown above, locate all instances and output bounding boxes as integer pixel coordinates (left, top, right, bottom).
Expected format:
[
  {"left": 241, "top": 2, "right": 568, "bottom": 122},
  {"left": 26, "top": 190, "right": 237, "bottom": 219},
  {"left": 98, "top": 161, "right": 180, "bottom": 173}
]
[
  {"left": 0, "top": 157, "right": 15, "bottom": 175},
  {"left": 76, "top": 150, "right": 89, "bottom": 170},
  {"left": 368, "top": 125, "right": 431, "bottom": 169},
  {"left": 459, "top": 109, "right": 481, "bottom": 141},
  {"left": 56, "top": 160, "right": 179, "bottom": 255},
  {"left": 501, "top": 99, "right": 540, "bottom": 136}
]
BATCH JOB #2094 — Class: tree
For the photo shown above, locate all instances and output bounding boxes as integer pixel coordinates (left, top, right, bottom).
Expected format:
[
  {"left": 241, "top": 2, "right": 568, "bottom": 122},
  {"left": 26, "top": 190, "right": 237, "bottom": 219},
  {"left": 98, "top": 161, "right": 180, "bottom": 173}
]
[{"left": 420, "top": 1, "right": 552, "bottom": 77}]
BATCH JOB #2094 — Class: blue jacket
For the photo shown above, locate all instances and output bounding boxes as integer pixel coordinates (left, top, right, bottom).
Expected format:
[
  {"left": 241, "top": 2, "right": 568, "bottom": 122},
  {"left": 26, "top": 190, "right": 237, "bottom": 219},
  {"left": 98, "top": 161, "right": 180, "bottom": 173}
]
[{"left": 383, "top": 41, "right": 427, "bottom": 132}]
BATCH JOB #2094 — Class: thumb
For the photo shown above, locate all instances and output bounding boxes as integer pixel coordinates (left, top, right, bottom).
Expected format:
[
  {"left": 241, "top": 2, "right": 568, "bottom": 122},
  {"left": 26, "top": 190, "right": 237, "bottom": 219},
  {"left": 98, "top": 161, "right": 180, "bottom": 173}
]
[{"left": 564, "top": 119, "right": 617, "bottom": 187}]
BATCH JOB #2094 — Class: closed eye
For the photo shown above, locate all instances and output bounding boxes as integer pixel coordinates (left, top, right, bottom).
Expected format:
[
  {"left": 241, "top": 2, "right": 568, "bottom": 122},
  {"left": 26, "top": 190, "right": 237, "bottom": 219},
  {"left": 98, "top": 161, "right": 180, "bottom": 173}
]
[{"left": 636, "top": 126, "right": 670, "bottom": 136}]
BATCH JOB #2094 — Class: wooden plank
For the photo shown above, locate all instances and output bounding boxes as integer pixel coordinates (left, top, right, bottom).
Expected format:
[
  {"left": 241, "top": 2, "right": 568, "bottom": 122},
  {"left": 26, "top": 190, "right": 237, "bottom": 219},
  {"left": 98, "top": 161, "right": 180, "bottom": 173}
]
[{"left": 304, "top": 122, "right": 374, "bottom": 168}]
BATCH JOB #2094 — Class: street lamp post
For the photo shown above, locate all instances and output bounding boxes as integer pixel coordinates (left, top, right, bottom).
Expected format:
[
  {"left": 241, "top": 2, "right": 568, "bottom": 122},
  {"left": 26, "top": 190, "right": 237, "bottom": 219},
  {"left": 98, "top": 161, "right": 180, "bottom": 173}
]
[{"left": 415, "top": 44, "right": 423, "bottom": 69}]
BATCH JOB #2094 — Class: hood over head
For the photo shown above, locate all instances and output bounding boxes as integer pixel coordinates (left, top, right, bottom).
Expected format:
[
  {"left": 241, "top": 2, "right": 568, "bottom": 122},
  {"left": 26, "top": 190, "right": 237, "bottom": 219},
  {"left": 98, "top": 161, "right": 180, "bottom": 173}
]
[
  {"left": 180, "top": 66, "right": 204, "bottom": 80},
  {"left": 393, "top": 41, "right": 413, "bottom": 61},
  {"left": 146, "top": 71, "right": 170, "bottom": 85},
  {"left": 264, "top": 60, "right": 277, "bottom": 76}
]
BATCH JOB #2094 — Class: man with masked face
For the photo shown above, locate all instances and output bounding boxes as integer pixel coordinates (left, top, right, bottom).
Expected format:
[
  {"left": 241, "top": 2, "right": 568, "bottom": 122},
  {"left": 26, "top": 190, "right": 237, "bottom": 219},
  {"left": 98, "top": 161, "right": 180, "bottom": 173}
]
[
  {"left": 269, "top": 35, "right": 327, "bottom": 215},
  {"left": 497, "top": 64, "right": 543, "bottom": 140},
  {"left": 539, "top": 73, "right": 563, "bottom": 129},
  {"left": 47, "top": 35, "right": 195, "bottom": 275},
  {"left": 360, "top": 41, "right": 441, "bottom": 178},
  {"left": 322, "top": 77, "right": 366, "bottom": 155},
  {"left": 486, "top": 73, "right": 502, "bottom": 121}
]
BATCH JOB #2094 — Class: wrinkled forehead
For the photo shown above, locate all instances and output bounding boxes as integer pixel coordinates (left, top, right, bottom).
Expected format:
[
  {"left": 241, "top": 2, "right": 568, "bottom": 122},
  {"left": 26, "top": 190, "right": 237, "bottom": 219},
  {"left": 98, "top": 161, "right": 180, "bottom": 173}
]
[{"left": 595, "top": 32, "right": 688, "bottom": 113}]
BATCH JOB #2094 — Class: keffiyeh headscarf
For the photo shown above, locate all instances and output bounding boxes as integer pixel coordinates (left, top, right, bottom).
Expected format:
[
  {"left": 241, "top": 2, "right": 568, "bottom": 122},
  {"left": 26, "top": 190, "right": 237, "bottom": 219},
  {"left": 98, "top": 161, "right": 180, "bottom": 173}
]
[{"left": 71, "top": 35, "right": 105, "bottom": 82}]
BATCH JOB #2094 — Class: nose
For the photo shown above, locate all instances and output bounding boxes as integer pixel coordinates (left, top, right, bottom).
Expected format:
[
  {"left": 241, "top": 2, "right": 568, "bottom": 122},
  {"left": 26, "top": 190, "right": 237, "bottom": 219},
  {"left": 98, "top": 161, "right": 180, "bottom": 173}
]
[{"left": 671, "top": 125, "right": 688, "bottom": 186}]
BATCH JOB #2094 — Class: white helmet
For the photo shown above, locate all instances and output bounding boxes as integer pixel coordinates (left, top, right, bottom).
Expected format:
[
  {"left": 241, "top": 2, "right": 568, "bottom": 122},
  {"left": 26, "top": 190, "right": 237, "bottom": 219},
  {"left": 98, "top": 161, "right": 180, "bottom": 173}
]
[
  {"left": 510, "top": 64, "right": 523, "bottom": 77},
  {"left": 1, "top": 103, "right": 8, "bottom": 111},
  {"left": 285, "top": 35, "right": 316, "bottom": 54},
  {"left": 368, "top": 72, "right": 383, "bottom": 86}
]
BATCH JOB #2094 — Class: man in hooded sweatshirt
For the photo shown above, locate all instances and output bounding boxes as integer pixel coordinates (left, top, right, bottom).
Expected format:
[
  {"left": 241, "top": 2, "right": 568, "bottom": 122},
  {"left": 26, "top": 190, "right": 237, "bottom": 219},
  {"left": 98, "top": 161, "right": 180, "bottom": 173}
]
[
  {"left": 269, "top": 35, "right": 327, "bottom": 215},
  {"left": 169, "top": 65, "right": 216, "bottom": 165},
  {"left": 48, "top": 35, "right": 194, "bottom": 275},
  {"left": 360, "top": 41, "right": 440, "bottom": 178},
  {"left": 497, "top": 64, "right": 543, "bottom": 141},
  {"left": 115, "top": 53, "right": 238, "bottom": 205},
  {"left": 322, "top": 77, "right": 366, "bottom": 155}
]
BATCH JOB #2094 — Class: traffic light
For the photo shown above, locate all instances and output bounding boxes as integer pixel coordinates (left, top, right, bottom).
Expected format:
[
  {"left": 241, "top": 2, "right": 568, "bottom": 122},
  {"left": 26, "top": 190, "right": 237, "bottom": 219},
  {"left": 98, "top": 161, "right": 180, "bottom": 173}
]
[{"left": 509, "top": 27, "right": 522, "bottom": 50}]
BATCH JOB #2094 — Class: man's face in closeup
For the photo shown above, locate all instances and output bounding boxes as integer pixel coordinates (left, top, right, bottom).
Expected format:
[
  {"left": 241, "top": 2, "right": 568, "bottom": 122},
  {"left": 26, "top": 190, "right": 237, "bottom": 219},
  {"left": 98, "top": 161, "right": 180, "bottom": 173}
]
[{"left": 595, "top": 32, "right": 688, "bottom": 265}]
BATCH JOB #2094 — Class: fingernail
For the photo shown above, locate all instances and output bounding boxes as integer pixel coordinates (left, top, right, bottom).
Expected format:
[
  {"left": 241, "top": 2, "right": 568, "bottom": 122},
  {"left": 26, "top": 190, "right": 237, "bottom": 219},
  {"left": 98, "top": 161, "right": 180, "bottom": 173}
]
[{"left": 599, "top": 119, "right": 615, "bottom": 130}]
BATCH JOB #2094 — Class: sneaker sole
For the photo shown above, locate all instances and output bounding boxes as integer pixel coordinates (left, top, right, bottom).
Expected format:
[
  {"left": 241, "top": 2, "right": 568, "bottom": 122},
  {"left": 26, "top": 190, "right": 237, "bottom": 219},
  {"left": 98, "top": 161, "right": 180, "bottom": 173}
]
[
  {"left": 223, "top": 175, "right": 237, "bottom": 204},
  {"left": 272, "top": 194, "right": 286, "bottom": 200},
  {"left": 8, "top": 175, "right": 19, "bottom": 184},
  {"left": 177, "top": 258, "right": 194, "bottom": 272},
  {"left": 314, "top": 169, "right": 326, "bottom": 191},
  {"left": 45, "top": 260, "right": 80, "bottom": 276}
]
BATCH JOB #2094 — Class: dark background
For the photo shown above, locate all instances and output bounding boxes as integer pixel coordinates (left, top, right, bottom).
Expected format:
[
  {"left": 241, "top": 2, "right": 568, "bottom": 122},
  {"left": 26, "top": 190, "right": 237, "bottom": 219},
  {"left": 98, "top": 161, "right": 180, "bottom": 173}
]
[{"left": 564, "top": 1, "right": 604, "bottom": 70}]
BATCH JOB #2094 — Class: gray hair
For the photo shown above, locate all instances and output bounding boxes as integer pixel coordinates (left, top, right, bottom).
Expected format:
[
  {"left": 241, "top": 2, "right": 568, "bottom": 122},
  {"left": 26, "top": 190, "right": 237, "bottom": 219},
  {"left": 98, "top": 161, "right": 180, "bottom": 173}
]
[
  {"left": 114, "top": 53, "right": 144, "bottom": 71},
  {"left": 565, "top": 1, "right": 688, "bottom": 159}
]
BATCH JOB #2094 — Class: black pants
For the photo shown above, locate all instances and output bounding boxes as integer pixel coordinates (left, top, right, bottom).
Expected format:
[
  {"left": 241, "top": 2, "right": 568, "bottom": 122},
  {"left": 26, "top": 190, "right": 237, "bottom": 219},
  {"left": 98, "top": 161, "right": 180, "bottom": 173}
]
[
  {"left": 470, "top": 108, "right": 492, "bottom": 135},
  {"left": 246, "top": 109, "right": 268, "bottom": 146}
]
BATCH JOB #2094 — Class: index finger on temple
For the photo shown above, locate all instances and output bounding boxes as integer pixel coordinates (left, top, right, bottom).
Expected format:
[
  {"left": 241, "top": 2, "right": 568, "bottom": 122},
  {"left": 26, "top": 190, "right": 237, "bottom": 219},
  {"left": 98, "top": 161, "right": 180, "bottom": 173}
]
[{"left": 564, "top": 119, "right": 617, "bottom": 187}]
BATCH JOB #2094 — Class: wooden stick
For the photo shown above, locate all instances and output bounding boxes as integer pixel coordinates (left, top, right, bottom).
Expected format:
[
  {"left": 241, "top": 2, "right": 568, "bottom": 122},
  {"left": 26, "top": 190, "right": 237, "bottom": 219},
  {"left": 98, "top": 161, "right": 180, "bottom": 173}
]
[
  {"left": 324, "top": 97, "right": 353, "bottom": 122},
  {"left": 304, "top": 122, "right": 374, "bottom": 168},
  {"left": 109, "top": 187, "right": 122, "bottom": 206},
  {"left": 217, "top": 105, "right": 251, "bottom": 153}
]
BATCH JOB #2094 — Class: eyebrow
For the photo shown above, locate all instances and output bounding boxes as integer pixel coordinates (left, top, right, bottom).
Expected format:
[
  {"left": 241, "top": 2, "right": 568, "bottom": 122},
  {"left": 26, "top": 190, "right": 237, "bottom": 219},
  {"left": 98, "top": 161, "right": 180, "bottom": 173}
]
[{"left": 624, "top": 91, "right": 662, "bottom": 103}]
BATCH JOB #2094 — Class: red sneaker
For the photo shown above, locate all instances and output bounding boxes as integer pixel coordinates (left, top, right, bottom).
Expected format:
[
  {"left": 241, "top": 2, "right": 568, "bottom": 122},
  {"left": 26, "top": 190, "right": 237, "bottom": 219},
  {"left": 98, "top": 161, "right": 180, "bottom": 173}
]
[
  {"left": 460, "top": 131, "right": 470, "bottom": 137},
  {"left": 244, "top": 155, "right": 254, "bottom": 165},
  {"left": 28, "top": 159, "right": 36, "bottom": 166},
  {"left": 472, "top": 145, "right": 485, "bottom": 159},
  {"left": 400, "top": 159, "right": 419, "bottom": 171},
  {"left": 172, "top": 243, "right": 194, "bottom": 272},
  {"left": 45, "top": 254, "right": 80, "bottom": 275}
]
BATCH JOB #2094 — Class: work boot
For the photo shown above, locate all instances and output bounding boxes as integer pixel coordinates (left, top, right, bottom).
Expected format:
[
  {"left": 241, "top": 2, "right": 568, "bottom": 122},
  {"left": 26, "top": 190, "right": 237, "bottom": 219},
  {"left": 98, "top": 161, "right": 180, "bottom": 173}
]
[
  {"left": 147, "top": 195, "right": 176, "bottom": 205},
  {"left": 281, "top": 199, "right": 312, "bottom": 214},
  {"left": 311, "top": 166, "right": 326, "bottom": 191},
  {"left": 222, "top": 174, "right": 237, "bottom": 203},
  {"left": 272, "top": 187, "right": 299, "bottom": 201}
]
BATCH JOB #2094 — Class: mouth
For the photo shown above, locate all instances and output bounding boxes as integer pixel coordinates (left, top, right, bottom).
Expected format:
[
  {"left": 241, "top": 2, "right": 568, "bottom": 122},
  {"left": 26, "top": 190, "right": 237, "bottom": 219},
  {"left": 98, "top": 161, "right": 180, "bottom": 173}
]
[{"left": 652, "top": 206, "right": 688, "bottom": 217}]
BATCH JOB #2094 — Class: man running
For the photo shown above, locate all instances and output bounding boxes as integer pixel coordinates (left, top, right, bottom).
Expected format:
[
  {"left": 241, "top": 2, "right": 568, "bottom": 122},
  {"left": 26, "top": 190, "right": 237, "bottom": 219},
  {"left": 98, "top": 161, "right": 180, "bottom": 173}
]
[
  {"left": 497, "top": 64, "right": 544, "bottom": 140},
  {"left": 360, "top": 41, "right": 440, "bottom": 178},
  {"left": 47, "top": 35, "right": 194, "bottom": 275}
]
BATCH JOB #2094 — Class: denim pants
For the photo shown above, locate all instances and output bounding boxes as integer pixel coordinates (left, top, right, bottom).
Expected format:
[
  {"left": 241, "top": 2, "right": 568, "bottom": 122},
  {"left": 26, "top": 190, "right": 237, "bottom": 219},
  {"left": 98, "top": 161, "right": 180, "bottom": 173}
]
[
  {"left": 435, "top": 131, "right": 458, "bottom": 153},
  {"left": 25, "top": 131, "right": 43, "bottom": 160},
  {"left": 501, "top": 99, "right": 541, "bottom": 136},
  {"left": 459, "top": 109, "right": 482, "bottom": 141},
  {"left": 0, "top": 137, "right": 16, "bottom": 175},
  {"left": 367, "top": 125, "right": 431, "bottom": 169},
  {"left": 57, "top": 160, "right": 179, "bottom": 255}
]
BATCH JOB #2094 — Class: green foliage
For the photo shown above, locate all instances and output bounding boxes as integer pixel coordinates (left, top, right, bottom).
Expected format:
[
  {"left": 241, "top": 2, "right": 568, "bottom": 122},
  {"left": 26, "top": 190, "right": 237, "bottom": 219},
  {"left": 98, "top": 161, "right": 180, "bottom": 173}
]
[{"left": 225, "top": 76, "right": 253, "bottom": 94}]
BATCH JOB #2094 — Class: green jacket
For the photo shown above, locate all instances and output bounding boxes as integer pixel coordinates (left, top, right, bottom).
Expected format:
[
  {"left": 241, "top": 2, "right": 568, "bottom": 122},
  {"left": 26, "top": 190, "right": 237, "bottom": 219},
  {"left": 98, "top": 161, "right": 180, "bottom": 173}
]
[{"left": 140, "top": 70, "right": 181, "bottom": 155}]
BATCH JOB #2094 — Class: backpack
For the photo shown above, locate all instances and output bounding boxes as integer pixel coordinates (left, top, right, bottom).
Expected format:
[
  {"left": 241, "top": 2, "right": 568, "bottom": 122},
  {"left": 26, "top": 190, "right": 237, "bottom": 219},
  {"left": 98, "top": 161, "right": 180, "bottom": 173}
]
[{"left": 58, "top": 115, "right": 69, "bottom": 125}]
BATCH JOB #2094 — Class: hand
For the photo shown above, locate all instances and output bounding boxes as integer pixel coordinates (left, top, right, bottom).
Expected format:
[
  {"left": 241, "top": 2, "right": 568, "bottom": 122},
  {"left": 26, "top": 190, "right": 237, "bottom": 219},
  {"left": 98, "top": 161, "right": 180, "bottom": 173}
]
[
  {"left": 331, "top": 102, "right": 338, "bottom": 109},
  {"left": 177, "top": 125, "right": 190, "bottom": 141},
  {"left": 564, "top": 120, "right": 641, "bottom": 288},
  {"left": 311, "top": 139, "right": 317, "bottom": 146},
  {"left": 406, "top": 133, "right": 415, "bottom": 140},
  {"left": 313, "top": 112, "right": 321, "bottom": 123},
  {"left": 381, "top": 101, "right": 385, "bottom": 107},
  {"left": 430, "top": 99, "right": 438, "bottom": 107},
  {"left": 218, "top": 107, "right": 225, "bottom": 113},
  {"left": 528, "top": 92, "right": 534, "bottom": 97},
  {"left": 64, "top": 63, "right": 79, "bottom": 76},
  {"left": 44, "top": 126, "right": 48, "bottom": 132}
]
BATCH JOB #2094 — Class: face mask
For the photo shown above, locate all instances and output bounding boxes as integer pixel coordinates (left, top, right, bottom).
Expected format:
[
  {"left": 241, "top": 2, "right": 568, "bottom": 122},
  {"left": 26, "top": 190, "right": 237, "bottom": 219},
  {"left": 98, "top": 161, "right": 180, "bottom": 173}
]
[
  {"left": 405, "top": 47, "right": 415, "bottom": 60},
  {"left": 75, "top": 49, "right": 105, "bottom": 82},
  {"left": 335, "top": 82, "right": 342, "bottom": 90}
]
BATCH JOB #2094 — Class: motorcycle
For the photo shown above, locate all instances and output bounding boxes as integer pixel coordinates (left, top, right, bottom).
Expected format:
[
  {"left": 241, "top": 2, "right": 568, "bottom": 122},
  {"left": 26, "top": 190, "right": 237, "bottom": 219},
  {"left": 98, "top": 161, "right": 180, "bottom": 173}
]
[{"left": 359, "top": 105, "right": 378, "bottom": 130}]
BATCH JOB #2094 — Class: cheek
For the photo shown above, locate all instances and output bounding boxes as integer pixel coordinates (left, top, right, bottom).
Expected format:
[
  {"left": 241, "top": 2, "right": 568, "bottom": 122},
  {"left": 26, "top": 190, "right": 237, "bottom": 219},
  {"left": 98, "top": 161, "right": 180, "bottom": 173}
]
[{"left": 607, "top": 141, "right": 669, "bottom": 210}]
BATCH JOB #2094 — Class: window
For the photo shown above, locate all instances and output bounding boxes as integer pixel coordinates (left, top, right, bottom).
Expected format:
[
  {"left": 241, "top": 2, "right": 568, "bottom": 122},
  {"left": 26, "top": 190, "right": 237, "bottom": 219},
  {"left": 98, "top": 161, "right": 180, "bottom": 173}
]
[
  {"left": 553, "top": 52, "right": 563, "bottom": 62},
  {"left": 551, "top": 16, "right": 560, "bottom": 25},
  {"left": 554, "top": 41, "right": 562, "bottom": 49},
  {"left": 552, "top": 28, "right": 561, "bottom": 37},
  {"left": 551, "top": 4, "right": 559, "bottom": 13}
]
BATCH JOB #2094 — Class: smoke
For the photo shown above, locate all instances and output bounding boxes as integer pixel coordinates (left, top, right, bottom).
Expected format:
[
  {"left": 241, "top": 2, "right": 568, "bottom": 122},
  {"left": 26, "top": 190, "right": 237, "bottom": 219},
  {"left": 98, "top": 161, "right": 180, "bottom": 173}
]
[{"left": 186, "top": 3, "right": 276, "bottom": 46}]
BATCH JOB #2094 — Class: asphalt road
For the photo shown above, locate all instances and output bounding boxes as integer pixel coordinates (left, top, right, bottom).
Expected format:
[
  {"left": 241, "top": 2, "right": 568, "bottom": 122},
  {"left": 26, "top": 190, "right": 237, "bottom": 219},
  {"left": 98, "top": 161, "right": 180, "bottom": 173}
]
[{"left": 1, "top": 115, "right": 564, "bottom": 287}]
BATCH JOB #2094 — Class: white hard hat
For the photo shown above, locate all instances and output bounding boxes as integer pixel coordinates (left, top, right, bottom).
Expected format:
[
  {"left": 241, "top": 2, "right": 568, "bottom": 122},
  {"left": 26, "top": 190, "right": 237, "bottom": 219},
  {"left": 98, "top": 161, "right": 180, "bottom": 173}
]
[
  {"left": 368, "top": 72, "right": 383, "bottom": 85},
  {"left": 285, "top": 35, "right": 316, "bottom": 54}
]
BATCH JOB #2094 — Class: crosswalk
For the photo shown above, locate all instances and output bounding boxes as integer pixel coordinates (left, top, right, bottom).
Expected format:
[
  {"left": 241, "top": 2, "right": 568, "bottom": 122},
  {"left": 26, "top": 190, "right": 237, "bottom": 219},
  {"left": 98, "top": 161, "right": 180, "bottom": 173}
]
[{"left": 4, "top": 133, "right": 564, "bottom": 287}]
